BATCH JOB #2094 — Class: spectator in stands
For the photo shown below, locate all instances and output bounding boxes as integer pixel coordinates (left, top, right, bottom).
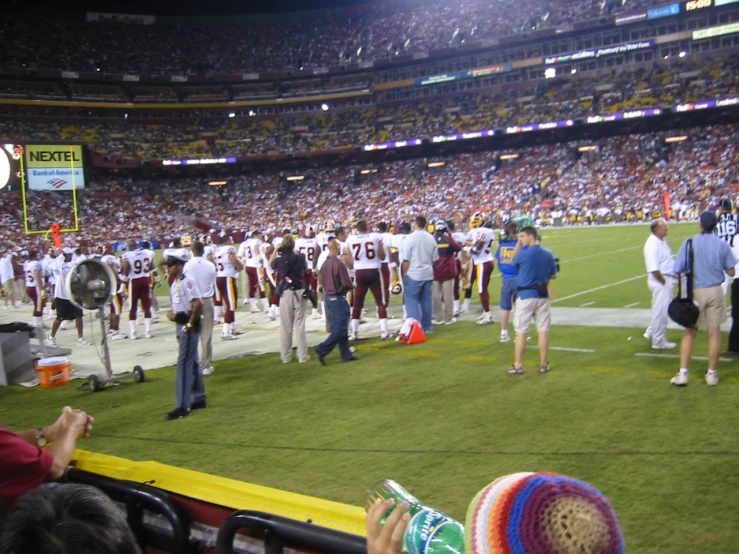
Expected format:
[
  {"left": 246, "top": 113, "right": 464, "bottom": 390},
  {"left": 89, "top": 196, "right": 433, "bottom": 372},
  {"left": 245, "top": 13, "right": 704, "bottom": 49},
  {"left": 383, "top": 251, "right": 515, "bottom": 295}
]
[
  {"left": 0, "top": 406, "right": 94, "bottom": 518},
  {"left": 0, "top": 483, "right": 140, "bottom": 553}
]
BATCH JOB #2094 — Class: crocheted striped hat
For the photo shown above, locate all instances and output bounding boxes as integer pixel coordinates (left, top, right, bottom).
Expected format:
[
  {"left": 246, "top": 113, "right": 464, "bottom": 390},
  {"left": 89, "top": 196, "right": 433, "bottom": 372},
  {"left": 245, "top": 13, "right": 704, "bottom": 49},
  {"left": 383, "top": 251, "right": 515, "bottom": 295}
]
[{"left": 465, "top": 472, "right": 624, "bottom": 554}]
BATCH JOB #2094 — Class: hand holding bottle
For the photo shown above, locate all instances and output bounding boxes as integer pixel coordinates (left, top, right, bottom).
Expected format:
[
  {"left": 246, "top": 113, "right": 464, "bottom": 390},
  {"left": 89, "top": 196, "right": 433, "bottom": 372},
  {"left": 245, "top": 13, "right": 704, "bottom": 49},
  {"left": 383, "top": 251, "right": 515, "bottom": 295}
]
[{"left": 366, "top": 498, "right": 410, "bottom": 554}]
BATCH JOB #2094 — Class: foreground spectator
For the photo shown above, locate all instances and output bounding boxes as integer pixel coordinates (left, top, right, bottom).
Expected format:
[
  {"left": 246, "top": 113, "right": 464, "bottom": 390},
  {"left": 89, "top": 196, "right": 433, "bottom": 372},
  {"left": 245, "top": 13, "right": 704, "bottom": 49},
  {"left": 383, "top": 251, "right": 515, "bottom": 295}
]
[
  {"left": 670, "top": 211, "right": 736, "bottom": 387},
  {"left": 0, "top": 407, "right": 93, "bottom": 518},
  {"left": 0, "top": 483, "right": 140, "bottom": 553}
]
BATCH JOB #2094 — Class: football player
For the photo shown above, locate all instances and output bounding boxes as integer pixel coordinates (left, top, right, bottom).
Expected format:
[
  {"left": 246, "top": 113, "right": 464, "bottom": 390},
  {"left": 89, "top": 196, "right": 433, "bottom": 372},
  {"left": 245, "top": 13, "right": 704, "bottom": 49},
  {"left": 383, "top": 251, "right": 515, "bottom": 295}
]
[
  {"left": 446, "top": 220, "right": 469, "bottom": 317},
  {"left": 346, "top": 220, "right": 389, "bottom": 340},
  {"left": 101, "top": 245, "right": 125, "bottom": 340},
  {"left": 240, "top": 231, "right": 269, "bottom": 313},
  {"left": 389, "top": 222, "right": 412, "bottom": 320},
  {"left": 465, "top": 212, "right": 496, "bottom": 325},
  {"left": 120, "top": 239, "right": 155, "bottom": 340},
  {"left": 377, "top": 222, "right": 394, "bottom": 309},
  {"left": 215, "top": 235, "right": 244, "bottom": 339},
  {"left": 295, "top": 225, "right": 321, "bottom": 319},
  {"left": 23, "top": 250, "right": 44, "bottom": 328}
]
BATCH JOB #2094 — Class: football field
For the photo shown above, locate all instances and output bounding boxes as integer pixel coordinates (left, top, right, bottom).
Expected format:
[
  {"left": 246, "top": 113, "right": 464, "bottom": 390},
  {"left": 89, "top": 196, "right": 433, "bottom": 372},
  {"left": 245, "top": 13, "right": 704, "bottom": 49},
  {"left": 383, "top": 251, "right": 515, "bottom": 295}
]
[{"left": 1, "top": 222, "right": 737, "bottom": 553}]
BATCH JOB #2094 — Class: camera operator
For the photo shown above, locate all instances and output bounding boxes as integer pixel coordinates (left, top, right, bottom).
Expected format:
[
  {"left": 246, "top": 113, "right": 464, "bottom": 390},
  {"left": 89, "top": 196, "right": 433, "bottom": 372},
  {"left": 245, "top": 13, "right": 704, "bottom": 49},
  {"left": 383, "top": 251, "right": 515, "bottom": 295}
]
[{"left": 270, "top": 234, "right": 310, "bottom": 363}]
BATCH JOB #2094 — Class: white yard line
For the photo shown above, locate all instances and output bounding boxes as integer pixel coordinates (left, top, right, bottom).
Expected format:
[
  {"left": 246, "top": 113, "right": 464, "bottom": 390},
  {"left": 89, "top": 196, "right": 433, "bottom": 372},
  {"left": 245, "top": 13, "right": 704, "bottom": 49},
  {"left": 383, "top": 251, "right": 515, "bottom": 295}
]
[
  {"left": 532, "top": 346, "right": 597, "bottom": 353},
  {"left": 580, "top": 301, "right": 595, "bottom": 307},
  {"left": 623, "top": 302, "right": 640, "bottom": 308},
  {"left": 635, "top": 353, "right": 733, "bottom": 363},
  {"left": 552, "top": 274, "right": 646, "bottom": 304}
]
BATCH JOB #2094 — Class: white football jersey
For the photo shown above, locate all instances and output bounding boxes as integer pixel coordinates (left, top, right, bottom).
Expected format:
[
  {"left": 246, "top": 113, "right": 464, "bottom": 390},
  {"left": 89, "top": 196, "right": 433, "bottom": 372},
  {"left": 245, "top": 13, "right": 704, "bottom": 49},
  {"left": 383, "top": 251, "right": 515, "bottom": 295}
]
[
  {"left": 316, "top": 233, "right": 334, "bottom": 253},
  {"left": 392, "top": 234, "right": 410, "bottom": 264},
  {"left": 453, "top": 232, "right": 468, "bottom": 260},
  {"left": 122, "top": 249, "right": 153, "bottom": 279},
  {"left": 271, "top": 236, "right": 284, "bottom": 250},
  {"left": 467, "top": 227, "right": 496, "bottom": 264},
  {"left": 346, "top": 233, "right": 384, "bottom": 270},
  {"left": 216, "top": 245, "right": 240, "bottom": 278},
  {"left": 239, "top": 238, "right": 264, "bottom": 269},
  {"left": 24, "top": 260, "right": 41, "bottom": 288},
  {"left": 380, "top": 233, "right": 394, "bottom": 264},
  {"left": 295, "top": 237, "right": 319, "bottom": 270},
  {"left": 204, "top": 244, "right": 217, "bottom": 261}
]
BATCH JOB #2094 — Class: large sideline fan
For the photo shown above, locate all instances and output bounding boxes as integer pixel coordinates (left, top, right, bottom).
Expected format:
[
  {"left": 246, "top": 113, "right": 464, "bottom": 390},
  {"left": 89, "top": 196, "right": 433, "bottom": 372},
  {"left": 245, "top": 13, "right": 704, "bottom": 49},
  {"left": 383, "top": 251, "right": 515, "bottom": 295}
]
[{"left": 65, "top": 258, "right": 145, "bottom": 392}]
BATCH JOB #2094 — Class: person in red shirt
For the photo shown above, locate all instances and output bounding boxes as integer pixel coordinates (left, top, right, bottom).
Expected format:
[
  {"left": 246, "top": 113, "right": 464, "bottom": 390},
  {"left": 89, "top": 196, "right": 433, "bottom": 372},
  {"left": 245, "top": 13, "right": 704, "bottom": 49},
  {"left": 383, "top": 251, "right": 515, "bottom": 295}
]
[{"left": 0, "top": 406, "right": 93, "bottom": 519}]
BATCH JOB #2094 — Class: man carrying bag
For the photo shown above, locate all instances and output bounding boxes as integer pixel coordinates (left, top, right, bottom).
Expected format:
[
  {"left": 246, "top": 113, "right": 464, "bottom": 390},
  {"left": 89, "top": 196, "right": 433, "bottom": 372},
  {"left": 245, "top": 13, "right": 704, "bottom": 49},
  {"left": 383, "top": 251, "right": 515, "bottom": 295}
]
[{"left": 669, "top": 211, "right": 736, "bottom": 387}]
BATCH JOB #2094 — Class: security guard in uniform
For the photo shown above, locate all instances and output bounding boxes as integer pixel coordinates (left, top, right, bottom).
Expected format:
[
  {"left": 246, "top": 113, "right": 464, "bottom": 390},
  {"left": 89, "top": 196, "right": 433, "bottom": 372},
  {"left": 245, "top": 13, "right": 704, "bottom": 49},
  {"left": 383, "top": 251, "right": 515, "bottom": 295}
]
[{"left": 164, "top": 255, "right": 206, "bottom": 420}]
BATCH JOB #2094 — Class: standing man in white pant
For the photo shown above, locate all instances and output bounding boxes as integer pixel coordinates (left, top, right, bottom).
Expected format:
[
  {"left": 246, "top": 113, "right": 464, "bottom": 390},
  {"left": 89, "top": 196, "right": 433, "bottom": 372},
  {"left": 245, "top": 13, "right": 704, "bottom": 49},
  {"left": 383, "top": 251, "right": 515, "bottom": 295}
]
[
  {"left": 643, "top": 219, "right": 677, "bottom": 350},
  {"left": 184, "top": 241, "right": 216, "bottom": 375}
]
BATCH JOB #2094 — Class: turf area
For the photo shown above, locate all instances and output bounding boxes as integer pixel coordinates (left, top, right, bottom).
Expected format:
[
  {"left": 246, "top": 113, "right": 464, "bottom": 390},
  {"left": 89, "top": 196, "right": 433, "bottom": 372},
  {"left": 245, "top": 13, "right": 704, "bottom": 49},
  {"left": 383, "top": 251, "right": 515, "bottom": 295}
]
[{"left": 1, "top": 222, "right": 738, "bottom": 553}]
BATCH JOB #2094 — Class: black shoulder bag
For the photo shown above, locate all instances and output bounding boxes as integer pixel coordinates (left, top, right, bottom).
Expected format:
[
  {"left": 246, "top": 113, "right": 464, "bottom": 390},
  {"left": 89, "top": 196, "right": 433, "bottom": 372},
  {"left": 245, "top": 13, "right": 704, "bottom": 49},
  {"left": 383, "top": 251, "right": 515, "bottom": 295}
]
[{"left": 668, "top": 238, "right": 699, "bottom": 328}]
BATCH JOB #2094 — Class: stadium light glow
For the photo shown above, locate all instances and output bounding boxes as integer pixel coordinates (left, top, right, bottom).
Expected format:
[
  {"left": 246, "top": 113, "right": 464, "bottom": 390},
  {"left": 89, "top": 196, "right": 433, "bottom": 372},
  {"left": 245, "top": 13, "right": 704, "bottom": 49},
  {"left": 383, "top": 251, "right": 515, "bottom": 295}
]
[
  {"left": 571, "top": 68, "right": 577, "bottom": 74},
  {"left": 248, "top": 110, "right": 256, "bottom": 116},
  {"left": 286, "top": 175, "right": 305, "bottom": 181},
  {"left": 228, "top": 112, "right": 236, "bottom": 118},
  {"left": 679, "top": 51, "right": 686, "bottom": 57},
  {"left": 360, "top": 169, "right": 378, "bottom": 175},
  {"left": 321, "top": 103, "right": 329, "bottom": 111},
  {"left": 578, "top": 145, "right": 597, "bottom": 152},
  {"left": 500, "top": 154, "right": 520, "bottom": 160},
  {"left": 427, "top": 162, "right": 446, "bottom": 168},
  {"left": 545, "top": 68, "right": 556, "bottom": 79},
  {"left": 665, "top": 135, "right": 688, "bottom": 143},
  {"left": 209, "top": 181, "right": 228, "bottom": 187}
]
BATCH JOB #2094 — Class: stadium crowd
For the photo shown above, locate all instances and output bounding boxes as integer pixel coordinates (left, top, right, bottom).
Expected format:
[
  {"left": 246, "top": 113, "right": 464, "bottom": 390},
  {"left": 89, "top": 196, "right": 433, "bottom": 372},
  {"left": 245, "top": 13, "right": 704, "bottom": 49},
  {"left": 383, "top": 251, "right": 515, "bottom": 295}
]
[
  {"left": 0, "top": 124, "right": 735, "bottom": 249},
  {"left": 0, "top": 56, "right": 736, "bottom": 161},
  {"left": 3, "top": 0, "right": 669, "bottom": 75}
]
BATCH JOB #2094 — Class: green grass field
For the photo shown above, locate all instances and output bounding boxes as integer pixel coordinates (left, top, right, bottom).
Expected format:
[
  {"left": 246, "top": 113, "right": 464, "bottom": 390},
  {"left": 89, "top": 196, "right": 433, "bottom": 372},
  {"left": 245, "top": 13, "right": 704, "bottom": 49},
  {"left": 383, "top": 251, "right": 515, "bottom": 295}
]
[{"left": 2, "top": 223, "right": 738, "bottom": 553}]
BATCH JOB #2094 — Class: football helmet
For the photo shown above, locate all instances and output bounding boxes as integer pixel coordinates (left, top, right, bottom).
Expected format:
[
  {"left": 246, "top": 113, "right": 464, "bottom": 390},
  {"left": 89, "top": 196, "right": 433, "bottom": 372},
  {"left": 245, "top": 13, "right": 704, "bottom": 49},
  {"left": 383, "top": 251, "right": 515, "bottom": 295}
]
[
  {"left": 470, "top": 212, "right": 485, "bottom": 229},
  {"left": 305, "top": 225, "right": 316, "bottom": 238},
  {"left": 390, "top": 283, "right": 403, "bottom": 295}
]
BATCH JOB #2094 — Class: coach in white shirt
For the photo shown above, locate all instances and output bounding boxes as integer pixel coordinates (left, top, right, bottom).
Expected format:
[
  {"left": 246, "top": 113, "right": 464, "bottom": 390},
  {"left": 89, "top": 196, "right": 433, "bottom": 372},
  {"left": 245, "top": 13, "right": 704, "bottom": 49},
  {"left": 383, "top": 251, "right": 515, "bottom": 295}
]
[
  {"left": 643, "top": 219, "right": 676, "bottom": 350},
  {"left": 183, "top": 241, "right": 217, "bottom": 375}
]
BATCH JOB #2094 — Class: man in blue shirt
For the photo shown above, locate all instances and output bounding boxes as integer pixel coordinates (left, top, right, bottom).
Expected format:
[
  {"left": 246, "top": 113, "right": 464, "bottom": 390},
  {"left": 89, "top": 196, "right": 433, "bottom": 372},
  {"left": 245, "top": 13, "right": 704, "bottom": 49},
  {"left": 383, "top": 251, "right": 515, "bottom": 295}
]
[
  {"left": 670, "top": 211, "right": 736, "bottom": 387},
  {"left": 494, "top": 222, "right": 519, "bottom": 343},
  {"left": 507, "top": 226, "right": 558, "bottom": 375}
]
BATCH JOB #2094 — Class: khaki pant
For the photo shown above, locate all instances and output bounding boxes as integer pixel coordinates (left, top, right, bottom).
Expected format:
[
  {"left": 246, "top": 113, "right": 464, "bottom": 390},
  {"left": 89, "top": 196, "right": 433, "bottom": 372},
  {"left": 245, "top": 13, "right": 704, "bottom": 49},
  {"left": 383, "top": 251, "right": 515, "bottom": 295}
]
[
  {"left": 693, "top": 286, "right": 726, "bottom": 329},
  {"left": 432, "top": 280, "right": 454, "bottom": 322},
  {"left": 514, "top": 297, "right": 552, "bottom": 334},
  {"left": 280, "top": 289, "right": 308, "bottom": 363},
  {"left": 199, "top": 297, "right": 214, "bottom": 370}
]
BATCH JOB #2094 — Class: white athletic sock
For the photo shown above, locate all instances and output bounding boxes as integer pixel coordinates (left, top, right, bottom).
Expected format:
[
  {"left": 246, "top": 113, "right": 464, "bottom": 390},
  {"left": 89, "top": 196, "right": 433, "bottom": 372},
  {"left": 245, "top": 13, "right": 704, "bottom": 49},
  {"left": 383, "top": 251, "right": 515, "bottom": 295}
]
[
  {"left": 250, "top": 298, "right": 257, "bottom": 310},
  {"left": 129, "top": 321, "right": 136, "bottom": 336},
  {"left": 380, "top": 318, "right": 388, "bottom": 334},
  {"left": 223, "top": 323, "right": 231, "bottom": 335},
  {"left": 707, "top": 368, "right": 717, "bottom": 375},
  {"left": 501, "top": 329, "right": 509, "bottom": 337},
  {"left": 351, "top": 319, "right": 360, "bottom": 335},
  {"left": 453, "top": 299, "right": 460, "bottom": 313},
  {"left": 463, "top": 299, "right": 471, "bottom": 311},
  {"left": 144, "top": 318, "right": 151, "bottom": 334},
  {"left": 312, "top": 307, "right": 319, "bottom": 316},
  {"left": 32, "top": 316, "right": 41, "bottom": 326},
  {"left": 261, "top": 297, "right": 269, "bottom": 310},
  {"left": 679, "top": 367, "right": 689, "bottom": 375}
]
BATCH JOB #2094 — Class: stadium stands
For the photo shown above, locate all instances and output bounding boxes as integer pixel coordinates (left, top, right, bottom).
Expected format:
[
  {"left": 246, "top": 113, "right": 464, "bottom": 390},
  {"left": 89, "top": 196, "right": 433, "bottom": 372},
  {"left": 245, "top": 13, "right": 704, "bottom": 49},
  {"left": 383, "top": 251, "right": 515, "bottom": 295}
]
[
  {"left": 1, "top": 0, "right": 671, "bottom": 75},
  {"left": 0, "top": 57, "right": 736, "bottom": 161},
  {"left": 1, "top": 124, "right": 735, "bottom": 247}
]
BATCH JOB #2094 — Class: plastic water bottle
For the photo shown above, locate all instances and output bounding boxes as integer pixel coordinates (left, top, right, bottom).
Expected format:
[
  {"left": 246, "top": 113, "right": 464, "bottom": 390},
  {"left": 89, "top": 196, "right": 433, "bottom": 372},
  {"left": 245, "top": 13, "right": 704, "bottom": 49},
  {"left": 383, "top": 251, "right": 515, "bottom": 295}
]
[{"left": 366, "top": 480, "right": 465, "bottom": 554}]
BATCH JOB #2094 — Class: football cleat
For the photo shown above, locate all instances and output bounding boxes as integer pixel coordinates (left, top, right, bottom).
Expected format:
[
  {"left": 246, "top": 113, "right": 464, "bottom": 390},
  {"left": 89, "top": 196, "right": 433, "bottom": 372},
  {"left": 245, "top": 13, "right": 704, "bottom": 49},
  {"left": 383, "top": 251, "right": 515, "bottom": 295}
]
[
  {"left": 380, "top": 332, "right": 392, "bottom": 340},
  {"left": 221, "top": 334, "right": 238, "bottom": 341}
]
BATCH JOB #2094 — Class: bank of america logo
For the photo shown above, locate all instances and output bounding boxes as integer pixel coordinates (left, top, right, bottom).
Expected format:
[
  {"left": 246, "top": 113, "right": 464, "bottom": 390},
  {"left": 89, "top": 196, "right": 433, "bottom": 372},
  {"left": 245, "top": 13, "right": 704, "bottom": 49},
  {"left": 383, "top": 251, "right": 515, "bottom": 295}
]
[{"left": 47, "top": 178, "right": 67, "bottom": 189}]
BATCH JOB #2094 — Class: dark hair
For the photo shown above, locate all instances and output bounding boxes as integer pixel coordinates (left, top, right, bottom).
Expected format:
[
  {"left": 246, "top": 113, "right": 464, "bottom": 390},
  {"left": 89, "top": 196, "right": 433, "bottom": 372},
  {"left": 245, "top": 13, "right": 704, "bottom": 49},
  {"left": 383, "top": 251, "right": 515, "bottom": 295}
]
[
  {"left": 505, "top": 222, "right": 519, "bottom": 236},
  {"left": 334, "top": 226, "right": 346, "bottom": 239},
  {"left": 415, "top": 216, "right": 427, "bottom": 229},
  {"left": 172, "top": 238, "right": 182, "bottom": 248},
  {"left": 142, "top": 241, "right": 151, "bottom": 249},
  {"left": 192, "top": 241, "right": 204, "bottom": 256},
  {"left": 356, "top": 220, "right": 368, "bottom": 233},
  {"left": 281, "top": 234, "right": 295, "bottom": 252},
  {"left": 446, "top": 220, "right": 455, "bottom": 232},
  {"left": 377, "top": 222, "right": 388, "bottom": 233},
  {"left": 0, "top": 483, "right": 141, "bottom": 554},
  {"left": 520, "top": 226, "right": 538, "bottom": 239}
]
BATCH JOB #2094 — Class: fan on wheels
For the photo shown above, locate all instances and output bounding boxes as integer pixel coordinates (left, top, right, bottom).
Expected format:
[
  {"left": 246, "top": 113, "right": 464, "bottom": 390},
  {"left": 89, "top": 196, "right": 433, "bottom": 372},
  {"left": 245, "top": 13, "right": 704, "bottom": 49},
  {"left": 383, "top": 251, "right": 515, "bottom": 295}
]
[{"left": 65, "top": 259, "right": 145, "bottom": 392}]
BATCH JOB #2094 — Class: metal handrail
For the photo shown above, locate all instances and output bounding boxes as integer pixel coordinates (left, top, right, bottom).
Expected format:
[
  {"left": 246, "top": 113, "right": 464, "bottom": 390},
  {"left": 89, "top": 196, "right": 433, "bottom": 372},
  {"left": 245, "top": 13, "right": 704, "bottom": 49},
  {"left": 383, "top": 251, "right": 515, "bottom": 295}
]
[{"left": 216, "top": 510, "right": 366, "bottom": 554}]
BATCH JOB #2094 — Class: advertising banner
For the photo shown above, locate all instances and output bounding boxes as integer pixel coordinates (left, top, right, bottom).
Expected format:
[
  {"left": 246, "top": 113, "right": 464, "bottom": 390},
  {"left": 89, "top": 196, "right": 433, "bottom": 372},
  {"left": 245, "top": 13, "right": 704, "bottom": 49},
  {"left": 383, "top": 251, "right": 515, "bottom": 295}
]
[
  {"left": 647, "top": 3, "right": 680, "bottom": 19},
  {"left": 25, "top": 145, "right": 85, "bottom": 190}
]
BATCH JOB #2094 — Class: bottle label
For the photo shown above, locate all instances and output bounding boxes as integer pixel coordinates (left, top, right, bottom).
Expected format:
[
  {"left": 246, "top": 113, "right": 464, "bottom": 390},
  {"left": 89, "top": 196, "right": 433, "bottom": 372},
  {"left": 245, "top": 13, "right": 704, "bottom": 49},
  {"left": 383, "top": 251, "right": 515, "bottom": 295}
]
[{"left": 404, "top": 508, "right": 449, "bottom": 554}]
